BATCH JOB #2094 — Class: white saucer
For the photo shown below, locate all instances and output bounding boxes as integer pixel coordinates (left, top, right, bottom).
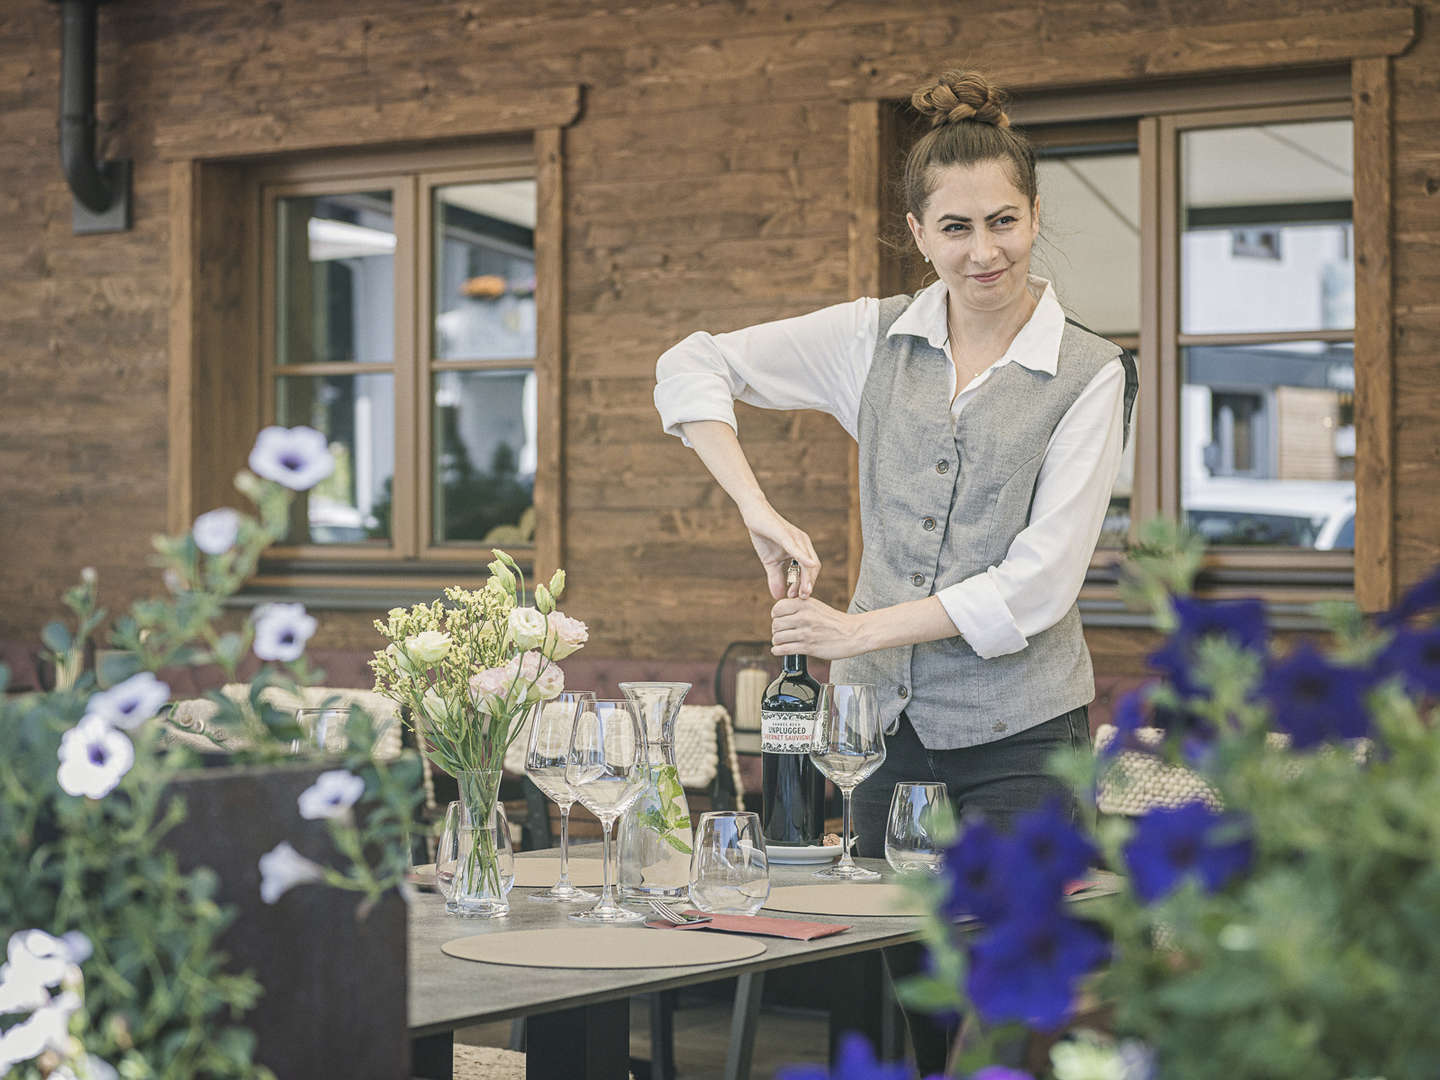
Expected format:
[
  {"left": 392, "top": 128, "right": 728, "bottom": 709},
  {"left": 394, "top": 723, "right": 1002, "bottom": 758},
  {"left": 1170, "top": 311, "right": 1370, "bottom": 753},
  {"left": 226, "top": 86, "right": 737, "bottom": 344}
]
[{"left": 765, "top": 844, "right": 844, "bottom": 865}]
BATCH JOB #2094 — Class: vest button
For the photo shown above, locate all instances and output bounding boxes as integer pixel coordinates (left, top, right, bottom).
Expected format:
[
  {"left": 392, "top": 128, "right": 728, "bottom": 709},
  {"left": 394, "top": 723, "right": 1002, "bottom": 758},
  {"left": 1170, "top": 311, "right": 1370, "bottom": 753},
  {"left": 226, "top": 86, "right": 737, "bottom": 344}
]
[
  {"left": 897, "top": 685, "right": 909, "bottom": 699},
  {"left": 911, "top": 573, "right": 925, "bottom": 587},
  {"left": 936, "top": 460, "right": 950, "bottom": 474},
  {"left": 922, "top": 517, "right": 936, "bottom": 531}
]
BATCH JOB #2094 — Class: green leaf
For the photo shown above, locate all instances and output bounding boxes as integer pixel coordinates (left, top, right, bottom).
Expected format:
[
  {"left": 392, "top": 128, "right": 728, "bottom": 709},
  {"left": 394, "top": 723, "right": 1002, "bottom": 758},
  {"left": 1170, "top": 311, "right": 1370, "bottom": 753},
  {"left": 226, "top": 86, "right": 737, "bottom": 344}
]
[
  {"left": 661, "top": 833, "right": 693, "bottom": 855},
  {"left": 894, "top": 974, "right": 963, "bottom": 1014},
  {"left": 41, "top": 621, "right": 72, "bottom": 655}
]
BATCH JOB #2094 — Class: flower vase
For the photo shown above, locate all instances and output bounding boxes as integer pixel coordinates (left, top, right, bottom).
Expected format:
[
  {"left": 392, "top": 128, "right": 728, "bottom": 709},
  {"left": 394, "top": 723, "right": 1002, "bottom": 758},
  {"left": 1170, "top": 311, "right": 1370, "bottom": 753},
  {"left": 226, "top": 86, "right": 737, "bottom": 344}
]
[{"left": 445, "top": 768, "right": 515, "bottom": 918}]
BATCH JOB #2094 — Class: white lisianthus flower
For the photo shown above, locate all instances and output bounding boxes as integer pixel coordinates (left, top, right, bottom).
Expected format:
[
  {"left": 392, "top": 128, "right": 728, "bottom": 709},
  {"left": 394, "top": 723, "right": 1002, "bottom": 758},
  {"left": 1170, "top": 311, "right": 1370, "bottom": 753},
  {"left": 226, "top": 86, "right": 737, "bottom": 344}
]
[
  {"left": 544, "top": 611, "right": 589, "bottom": 660},
  {"left": 258, "top": 842, "right": 326, "bottom": 904},
  {"left": 469, "top": 665, "right": 514, "bottom": 715},
  {"left": 516, "top": 651, "right": 564, "bottom": 703},
  {"left": 56, "top": 716, "right": 135, "bottom": 800},
  {"left": 248, "top": 425, "right": 335, "bottom": 491},
  {"left": 252, "top": 602, "right": 318, "bottom": 663},
  {"left": 87, "top": 671, "right": 170, "bottom": 731},
  {"left": 508, "top": 607, "right": 547, "bottom": 650},
  {"left": 191, "top": 507, "right": 241, "bottom": 555},
  {"left": 421, "top": 688, "right": 448, "bottom": 725},
  {"left": 297, "top": 770, "right": 367, "bottom": 821},
  {"left": 405, "top": 630, "right": 452, "bottom": 665}
]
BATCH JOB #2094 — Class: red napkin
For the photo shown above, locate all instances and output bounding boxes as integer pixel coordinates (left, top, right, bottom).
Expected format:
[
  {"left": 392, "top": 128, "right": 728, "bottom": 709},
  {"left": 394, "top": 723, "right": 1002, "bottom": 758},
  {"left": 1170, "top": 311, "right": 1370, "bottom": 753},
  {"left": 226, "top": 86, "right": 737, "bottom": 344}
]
[{"left": 645, "top": 911, "right": 850, "bottom": 940}]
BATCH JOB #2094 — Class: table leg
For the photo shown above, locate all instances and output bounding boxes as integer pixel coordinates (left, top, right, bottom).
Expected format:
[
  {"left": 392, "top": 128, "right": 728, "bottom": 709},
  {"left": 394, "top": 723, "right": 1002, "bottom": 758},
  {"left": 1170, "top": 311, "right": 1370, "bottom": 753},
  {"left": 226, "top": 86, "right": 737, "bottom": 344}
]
[
  {"left": 411, "top": 1031, "right": 453, "bottom": 1080},
  {"left": 527, "top": 999, "right": 631, "bottom": 1080},
  {"left": 828, "top": 951, "right": 896, "bottom": 1064},
  {"left": 724, "top": 972, "right": 764, "bottom": 1080}
]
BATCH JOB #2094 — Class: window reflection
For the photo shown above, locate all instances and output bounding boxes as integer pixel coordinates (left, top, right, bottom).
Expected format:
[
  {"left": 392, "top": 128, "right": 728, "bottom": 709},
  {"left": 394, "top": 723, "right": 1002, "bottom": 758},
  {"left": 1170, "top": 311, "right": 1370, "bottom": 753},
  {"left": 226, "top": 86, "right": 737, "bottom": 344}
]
[
  {"left": 275, "top": 373, "right": 395, "bottom": 544},
  {"left": 433, "top": 181, "right": 536, "bottom": 360},
  {"left": 1181, "top": 342, "right": 1354, "bottom": 550},
  {"left": 433, "top": 369, "right": 536, "bottom": 545}
]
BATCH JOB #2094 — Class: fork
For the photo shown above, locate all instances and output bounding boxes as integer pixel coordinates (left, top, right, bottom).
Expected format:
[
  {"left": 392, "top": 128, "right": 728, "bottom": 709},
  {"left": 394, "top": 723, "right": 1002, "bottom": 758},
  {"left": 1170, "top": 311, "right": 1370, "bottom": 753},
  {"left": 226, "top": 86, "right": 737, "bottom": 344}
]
[{"left": 648, "top": 899, "right": 710, "bottom": 924}]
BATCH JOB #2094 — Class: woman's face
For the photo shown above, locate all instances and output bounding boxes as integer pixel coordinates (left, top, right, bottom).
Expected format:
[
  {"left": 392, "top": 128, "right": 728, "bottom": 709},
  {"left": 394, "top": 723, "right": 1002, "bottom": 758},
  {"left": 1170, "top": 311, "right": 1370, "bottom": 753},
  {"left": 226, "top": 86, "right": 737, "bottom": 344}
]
[{"left": 906, "top": 160, "right": 1040, "bottom": 316}]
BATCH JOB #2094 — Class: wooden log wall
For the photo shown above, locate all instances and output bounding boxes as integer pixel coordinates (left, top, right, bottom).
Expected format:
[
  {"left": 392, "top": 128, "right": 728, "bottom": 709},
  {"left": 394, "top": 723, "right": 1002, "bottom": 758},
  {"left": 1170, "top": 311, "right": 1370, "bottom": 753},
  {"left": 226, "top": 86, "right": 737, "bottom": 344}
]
[{"left": 0, "top": 0, "right": 1434, "bottom": 675}]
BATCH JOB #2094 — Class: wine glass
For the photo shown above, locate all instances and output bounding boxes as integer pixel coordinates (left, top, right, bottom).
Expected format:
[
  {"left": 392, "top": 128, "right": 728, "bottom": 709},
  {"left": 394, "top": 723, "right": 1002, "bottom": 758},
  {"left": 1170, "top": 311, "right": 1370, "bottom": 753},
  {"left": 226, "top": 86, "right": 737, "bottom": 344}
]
[
  {"left": 292, "top": 707, "right": 349, "bottom": 755},
  {"left": 564, "top": 699, "right": 646, "bottom": 923},
  {"left": 809, "top": 683, "right": 886, "bottom": 880},
  {"left": 690, "top": 811, "right": 770, "bottom": 915},
  {"left": 885, "top": 781, "right": 951, "bottom": 876},
  {"left": 524, "top": 692, "right": 598, "bottom": 903}
]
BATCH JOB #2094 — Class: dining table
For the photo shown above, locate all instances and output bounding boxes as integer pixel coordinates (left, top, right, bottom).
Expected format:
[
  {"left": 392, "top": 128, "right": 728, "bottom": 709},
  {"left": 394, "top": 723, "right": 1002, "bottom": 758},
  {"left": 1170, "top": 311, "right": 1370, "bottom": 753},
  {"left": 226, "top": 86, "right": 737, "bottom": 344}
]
[{"left": 408, "top": 852, "right": 928, "bottom": 1080}]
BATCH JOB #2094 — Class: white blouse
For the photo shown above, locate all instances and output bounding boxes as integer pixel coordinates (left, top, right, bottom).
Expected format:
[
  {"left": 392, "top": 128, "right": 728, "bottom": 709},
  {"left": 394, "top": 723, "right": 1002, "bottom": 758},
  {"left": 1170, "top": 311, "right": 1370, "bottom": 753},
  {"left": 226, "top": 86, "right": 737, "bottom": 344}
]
[{"left": 653, "top": 276, "right": 1128, "bottom": 660}]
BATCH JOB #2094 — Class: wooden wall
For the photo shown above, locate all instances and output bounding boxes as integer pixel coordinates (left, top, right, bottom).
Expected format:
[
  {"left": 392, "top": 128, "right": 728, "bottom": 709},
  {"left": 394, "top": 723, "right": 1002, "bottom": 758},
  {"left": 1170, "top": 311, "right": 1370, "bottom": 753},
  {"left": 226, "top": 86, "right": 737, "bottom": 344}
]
[{"left": 0, "top": 0, "right": 1433, "bottom": 674}]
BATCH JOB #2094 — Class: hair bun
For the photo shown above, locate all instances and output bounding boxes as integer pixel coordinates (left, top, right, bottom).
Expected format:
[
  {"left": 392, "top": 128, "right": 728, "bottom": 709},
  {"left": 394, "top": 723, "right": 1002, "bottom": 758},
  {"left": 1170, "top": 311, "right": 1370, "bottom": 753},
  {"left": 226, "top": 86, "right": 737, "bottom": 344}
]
[{"left": 911, "top": 70, "right": 1011, "bottom": 129}]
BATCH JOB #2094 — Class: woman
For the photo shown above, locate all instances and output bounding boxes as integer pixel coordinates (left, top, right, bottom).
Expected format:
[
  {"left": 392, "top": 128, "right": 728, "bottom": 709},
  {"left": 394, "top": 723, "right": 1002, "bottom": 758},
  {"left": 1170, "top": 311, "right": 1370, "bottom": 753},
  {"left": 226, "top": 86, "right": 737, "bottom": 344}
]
[{"left": 654, "top": 71, "right": 1135, "bottom": 1059}]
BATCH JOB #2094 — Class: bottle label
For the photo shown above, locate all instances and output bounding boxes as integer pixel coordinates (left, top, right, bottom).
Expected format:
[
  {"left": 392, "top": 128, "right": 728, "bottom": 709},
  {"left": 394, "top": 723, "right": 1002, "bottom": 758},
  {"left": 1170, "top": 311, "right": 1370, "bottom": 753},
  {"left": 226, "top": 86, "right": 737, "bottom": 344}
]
[{"left": 761, "top": 709, "right": 817, "bottom": 753}]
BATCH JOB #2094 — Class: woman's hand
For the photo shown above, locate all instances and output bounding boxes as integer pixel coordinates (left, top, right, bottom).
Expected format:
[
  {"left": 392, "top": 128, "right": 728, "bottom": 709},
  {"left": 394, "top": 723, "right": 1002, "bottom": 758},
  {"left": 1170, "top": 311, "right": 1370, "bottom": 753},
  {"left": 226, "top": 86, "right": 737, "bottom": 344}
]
[
  {"left": 741, "top": 502, "right": 821, "bottom": 600},
  {"left": 770, "top": 597, "right": 868, "bottom": 661}
]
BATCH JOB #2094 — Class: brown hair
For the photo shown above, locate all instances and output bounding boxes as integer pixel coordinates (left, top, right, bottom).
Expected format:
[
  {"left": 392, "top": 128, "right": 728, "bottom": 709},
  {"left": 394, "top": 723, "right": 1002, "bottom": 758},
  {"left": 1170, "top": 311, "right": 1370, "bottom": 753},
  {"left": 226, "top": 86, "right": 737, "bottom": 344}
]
[{"left": 902, "top": 71, "right": 1038, "bottom": 219}]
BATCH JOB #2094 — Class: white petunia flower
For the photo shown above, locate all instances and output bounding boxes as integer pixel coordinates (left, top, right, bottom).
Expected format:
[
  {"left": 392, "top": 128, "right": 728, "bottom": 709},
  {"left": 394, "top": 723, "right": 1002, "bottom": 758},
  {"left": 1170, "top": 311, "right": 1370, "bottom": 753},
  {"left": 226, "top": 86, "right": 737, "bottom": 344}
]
[
  {"left": 258, "top": 842, "right": 326, "bottom": 904},
  {"left": 87, "top": 671, "right": 169, "bottom": 731},
  {"left": 51, "top": 1056, "right": 119, "bottom": 1080},
  {"left": 297, "top": 770, "right": 366, "bottom": 821},
  {"left": 56, "top": 717, "right": 134, "bottom": 800},
  {"left": 0, "top": 990, "right": 81, "bottom": 1071},
  {"left": 4, "top": 929, "right": 90, "bottom": 988},
  {"left": 248, "top": 426, "right": 335, "bottom": 491},
  {"left": 192, "top": 507, "right": 241, "bottom": 555},
  {"left": 252, "top": 602, "right": 318, "bottom": 663}
]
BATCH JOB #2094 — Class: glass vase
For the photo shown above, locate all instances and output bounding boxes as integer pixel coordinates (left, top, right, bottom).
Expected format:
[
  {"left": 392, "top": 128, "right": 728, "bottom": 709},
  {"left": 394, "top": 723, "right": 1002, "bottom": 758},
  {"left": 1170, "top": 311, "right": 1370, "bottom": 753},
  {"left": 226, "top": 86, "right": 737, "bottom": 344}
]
[
  {"left": 443, "top": 768, "right": 514, "bottom": 918},
  {"left": 617, "top": 682, "right": 694, "bottom": 902}
]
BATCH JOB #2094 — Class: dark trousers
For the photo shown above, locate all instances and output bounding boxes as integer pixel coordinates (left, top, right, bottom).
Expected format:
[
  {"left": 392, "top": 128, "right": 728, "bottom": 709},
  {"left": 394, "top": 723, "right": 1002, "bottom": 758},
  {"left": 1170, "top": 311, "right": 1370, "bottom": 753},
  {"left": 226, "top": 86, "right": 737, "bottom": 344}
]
[{"left": 850, "top": 707, "right": 1093, "bottom": 1075}]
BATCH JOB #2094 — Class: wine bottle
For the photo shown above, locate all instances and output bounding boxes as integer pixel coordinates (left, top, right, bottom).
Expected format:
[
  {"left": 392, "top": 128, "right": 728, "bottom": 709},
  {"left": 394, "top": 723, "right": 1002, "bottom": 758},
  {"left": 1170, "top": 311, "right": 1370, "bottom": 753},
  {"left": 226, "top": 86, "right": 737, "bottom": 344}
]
[{"left": 761, "top": 563, "right": 827, "bottom": 846}]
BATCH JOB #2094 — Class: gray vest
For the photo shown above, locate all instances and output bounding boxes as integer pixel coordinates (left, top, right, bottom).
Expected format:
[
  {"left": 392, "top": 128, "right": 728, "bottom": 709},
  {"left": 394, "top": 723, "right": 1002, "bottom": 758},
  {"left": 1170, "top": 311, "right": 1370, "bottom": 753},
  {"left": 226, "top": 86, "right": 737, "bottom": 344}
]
[{"left": 829, "top": 294, "right": 1137, "bottom": 750}]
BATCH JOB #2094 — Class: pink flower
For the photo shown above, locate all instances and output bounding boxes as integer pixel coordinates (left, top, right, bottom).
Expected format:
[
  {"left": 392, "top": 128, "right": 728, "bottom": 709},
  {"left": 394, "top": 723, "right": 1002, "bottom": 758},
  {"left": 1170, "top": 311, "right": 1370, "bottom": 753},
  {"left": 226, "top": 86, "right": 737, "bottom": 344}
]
[
  {"left": 469, "top": 665, "right": 515, "bottom": 713},
  {"left": 516, "top": 650, "right": 565, "bottom": 703},
  {"left": 544, "top": 611, "right": 589, "bottom": 660}
]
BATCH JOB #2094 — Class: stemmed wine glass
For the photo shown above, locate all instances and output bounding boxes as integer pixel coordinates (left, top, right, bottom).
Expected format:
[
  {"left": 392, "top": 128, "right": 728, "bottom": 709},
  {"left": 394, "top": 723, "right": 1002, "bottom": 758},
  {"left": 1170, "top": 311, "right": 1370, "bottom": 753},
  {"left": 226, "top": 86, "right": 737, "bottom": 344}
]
[
  {"left": 564, "top": 698, "right": 647, "bottom": 923},
  {"left": 809, "top": 683, "right": 886, "bottom": 881},
  {"left": 524, "top": 692, "right": 598, "bottom": 903}
]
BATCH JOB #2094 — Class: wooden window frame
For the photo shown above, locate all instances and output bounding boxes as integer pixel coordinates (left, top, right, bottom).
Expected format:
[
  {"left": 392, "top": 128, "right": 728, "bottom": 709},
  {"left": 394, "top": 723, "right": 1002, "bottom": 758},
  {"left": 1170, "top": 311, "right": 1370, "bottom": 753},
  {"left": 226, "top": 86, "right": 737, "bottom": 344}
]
[
  {"left": 164, "top": 85, "right": 578, "bottom": 595},
  {"left": 848, "top": 63, "right": 1396, "bottom": 612}
]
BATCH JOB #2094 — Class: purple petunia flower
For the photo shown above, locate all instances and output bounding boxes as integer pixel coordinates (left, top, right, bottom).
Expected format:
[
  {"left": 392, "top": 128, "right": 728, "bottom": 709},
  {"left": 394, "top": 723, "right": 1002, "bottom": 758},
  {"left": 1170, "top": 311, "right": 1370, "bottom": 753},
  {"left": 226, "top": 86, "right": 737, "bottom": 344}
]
[
  {"left": 1149, "top": 595, "right": 1267, "bottom": 699},
  {"left": 1122, "top": 801, "right": 1253, "bottom": 903},
  {"left": 966, "top": 909, "right": 1109, "bottom": 1029},
  {"left": 939, "top": 817, "right": 1008, "bottom": 923},
  {"left": 1376, "top": 565, "right": 1440, "bottom": 628},
  {"left": 1372, "top": 623, "right": 1440, "bottom": 697},
  {"left": 1257, "top": 641, "right": 1370, "bottom": 749},
  {"left": 1000, "top": 800, "right": 1096, "bottom": 897},
  {"left": 774, "top": 1032, "right": 915, "bottom": 1080},
  {"left": 248, "top": 426, "right": 335, "bottom": 492},
  {"left": 1100, "top": 689, "right": 1152, "bottom": 760}
]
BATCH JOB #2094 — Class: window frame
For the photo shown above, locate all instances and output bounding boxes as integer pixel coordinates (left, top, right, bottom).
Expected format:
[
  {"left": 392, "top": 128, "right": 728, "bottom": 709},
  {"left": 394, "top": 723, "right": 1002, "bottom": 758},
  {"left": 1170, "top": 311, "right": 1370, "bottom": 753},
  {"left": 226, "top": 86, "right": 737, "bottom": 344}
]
[{"left": 250, "top": 139, "right": 552, "bottom": 574}]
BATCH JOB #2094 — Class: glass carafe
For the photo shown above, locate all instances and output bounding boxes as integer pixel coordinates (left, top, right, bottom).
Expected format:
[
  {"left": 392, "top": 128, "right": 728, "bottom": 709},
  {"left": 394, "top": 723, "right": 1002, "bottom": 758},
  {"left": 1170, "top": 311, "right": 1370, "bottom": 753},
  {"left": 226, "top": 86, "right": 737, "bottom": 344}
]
[{"left": 617, "top": 681, "right": 694, "bottom": 901}]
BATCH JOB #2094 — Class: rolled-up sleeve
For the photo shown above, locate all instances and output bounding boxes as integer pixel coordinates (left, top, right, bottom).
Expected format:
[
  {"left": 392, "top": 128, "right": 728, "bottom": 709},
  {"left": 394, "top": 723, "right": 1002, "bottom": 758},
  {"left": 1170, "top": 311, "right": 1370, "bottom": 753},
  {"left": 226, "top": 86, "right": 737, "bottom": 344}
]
[
  {"left": 936, "top": 358, "right": 1129, "bottom": 659},
  {"left": 654, "top": 299, "right": 878, "bottom": 445}
]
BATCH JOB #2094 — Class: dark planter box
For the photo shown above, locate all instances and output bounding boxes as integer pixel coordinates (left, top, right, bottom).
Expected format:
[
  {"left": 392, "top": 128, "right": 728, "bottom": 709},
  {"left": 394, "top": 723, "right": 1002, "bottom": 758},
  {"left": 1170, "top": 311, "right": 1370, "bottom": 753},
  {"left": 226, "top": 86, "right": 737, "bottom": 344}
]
[{"left": 164, "top": 761, "right": 409, "bottom": 1079}]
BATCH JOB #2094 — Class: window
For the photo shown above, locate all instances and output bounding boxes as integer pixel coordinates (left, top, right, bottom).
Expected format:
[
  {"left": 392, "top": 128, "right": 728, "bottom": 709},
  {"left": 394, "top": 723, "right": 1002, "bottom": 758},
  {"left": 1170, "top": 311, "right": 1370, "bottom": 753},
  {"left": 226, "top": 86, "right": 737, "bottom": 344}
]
[
  {"left": 256, "top": 143, "right": 547, "bottom": 571},
  {"left": 857, "top": 71, "right": 1368, "bottom": 597}
]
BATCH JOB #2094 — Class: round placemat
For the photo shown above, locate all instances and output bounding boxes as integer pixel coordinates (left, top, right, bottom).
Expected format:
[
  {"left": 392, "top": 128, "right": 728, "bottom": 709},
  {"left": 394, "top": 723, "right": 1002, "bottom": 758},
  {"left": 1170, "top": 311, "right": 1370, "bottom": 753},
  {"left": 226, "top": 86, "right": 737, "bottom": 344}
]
[
  {"left": 441, "top": 927, "right": 766, "bottom": 969},
  {"left": 764, "top": 883, "right": 926, "bottom": 917},
  {"left": 512, "top": 856, "right": 606, "bottom": 888}
]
